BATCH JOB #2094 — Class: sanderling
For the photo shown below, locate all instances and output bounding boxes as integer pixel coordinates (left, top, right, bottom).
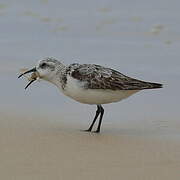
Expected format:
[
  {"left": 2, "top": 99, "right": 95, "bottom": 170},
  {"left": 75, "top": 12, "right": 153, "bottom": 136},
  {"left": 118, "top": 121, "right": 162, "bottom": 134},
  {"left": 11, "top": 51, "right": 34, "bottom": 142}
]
[{"left": 18, "top": 57, "right": 162, "bottom": 133}]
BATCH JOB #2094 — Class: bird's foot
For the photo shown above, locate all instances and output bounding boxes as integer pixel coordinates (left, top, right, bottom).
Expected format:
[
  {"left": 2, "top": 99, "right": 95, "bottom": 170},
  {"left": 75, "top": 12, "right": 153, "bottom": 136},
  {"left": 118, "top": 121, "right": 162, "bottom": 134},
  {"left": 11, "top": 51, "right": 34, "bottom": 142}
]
[
  {"left": 81, "top": 128, "right": 100, "bottom": 133},
  {"left": 92, "top": 130, "right": 100, "bottom": 133},
  {"left": 82, "top": 129, "right": 92, "bottom": 132}
]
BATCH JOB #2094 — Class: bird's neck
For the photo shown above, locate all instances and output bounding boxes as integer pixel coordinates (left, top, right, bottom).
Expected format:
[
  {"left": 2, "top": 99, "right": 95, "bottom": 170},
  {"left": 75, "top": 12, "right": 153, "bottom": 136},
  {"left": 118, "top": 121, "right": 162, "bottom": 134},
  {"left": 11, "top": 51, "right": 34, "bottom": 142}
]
[{"left": 49, "top": 65, "right": 67, "bottom": 92}]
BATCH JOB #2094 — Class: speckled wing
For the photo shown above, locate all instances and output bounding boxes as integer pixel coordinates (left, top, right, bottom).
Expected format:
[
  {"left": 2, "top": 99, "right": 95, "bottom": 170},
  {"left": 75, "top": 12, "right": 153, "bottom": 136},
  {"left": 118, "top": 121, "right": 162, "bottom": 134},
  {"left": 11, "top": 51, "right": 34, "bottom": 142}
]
[{"left": 67, "top": 63, "right": 162, "bottom": 90}]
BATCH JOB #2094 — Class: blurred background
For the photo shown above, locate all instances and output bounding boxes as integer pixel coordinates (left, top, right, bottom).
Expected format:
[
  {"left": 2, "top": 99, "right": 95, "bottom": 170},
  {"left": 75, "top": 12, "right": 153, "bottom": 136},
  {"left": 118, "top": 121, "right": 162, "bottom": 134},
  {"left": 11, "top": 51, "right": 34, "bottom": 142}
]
[
  {"left": 0, "top": 0, "right": 179, "bottom": 132},
  {"left": 0, "top": 1, "right": 180, "bottom": 179}
]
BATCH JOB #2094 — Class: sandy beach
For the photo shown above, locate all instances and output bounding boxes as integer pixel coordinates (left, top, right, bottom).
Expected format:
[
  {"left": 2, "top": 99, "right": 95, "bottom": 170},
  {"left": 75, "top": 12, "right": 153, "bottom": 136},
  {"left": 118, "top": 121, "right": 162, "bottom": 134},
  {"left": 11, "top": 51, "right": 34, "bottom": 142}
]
[
  {"left": 0, "top": 113, "right": 180, "bottom": 180},
  {"left": 0, "top": 0, "right": 180, "bottom": 179}
]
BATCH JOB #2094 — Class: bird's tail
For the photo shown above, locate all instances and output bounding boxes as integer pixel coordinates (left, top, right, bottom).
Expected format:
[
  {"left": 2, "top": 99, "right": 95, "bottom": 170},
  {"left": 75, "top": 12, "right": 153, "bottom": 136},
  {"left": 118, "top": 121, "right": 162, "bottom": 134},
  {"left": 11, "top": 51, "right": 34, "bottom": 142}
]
[{"left": 143, "top": 82, "right": 163, "bottom": 89}]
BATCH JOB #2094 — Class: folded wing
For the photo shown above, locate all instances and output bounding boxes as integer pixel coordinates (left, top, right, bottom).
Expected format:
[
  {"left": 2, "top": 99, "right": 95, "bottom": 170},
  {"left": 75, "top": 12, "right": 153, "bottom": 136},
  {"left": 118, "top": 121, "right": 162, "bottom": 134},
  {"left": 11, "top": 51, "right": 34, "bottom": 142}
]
[{"left": 67, "top": 63, "right": 162, "bottom": 90}]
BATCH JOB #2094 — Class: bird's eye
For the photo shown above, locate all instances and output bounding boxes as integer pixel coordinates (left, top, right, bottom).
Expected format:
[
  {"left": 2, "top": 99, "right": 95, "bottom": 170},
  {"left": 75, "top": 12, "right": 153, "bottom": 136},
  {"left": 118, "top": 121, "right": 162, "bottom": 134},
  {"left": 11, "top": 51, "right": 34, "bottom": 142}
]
[{"left": 40, "top": 63, "right": 47, "bottom": 68}]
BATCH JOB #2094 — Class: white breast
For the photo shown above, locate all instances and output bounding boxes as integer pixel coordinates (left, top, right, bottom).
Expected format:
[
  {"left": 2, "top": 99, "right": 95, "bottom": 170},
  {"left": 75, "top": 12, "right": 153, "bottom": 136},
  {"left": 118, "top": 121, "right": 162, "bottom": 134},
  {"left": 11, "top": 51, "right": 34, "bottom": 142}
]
[{"left": 61, "top": 75, "right": 139, "bottom": 105}]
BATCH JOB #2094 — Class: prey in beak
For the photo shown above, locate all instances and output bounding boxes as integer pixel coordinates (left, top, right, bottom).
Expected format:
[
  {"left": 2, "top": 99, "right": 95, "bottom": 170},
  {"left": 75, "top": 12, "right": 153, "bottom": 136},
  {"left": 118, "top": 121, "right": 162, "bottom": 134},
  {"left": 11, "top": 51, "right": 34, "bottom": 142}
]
[{"left": 18, "top": 67, "right": 39, "bottom": 89}]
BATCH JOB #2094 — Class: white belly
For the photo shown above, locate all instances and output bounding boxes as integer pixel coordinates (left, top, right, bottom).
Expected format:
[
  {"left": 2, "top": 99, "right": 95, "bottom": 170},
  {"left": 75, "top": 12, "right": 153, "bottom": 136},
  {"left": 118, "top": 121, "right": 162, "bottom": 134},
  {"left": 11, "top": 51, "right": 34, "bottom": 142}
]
[{"left": 61, "top": 76, "right": 139, "bottom": 105}]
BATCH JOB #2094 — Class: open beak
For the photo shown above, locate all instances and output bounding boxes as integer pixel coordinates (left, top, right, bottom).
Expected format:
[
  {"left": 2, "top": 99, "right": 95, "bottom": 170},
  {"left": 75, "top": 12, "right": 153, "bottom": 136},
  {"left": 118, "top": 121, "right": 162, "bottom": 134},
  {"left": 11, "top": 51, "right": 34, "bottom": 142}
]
[
  {"left": 18, "top": 67, "right": 38, "bottom": 89},
  {"left": 18, "top": 67, "right": 36, "bottom": 78}
]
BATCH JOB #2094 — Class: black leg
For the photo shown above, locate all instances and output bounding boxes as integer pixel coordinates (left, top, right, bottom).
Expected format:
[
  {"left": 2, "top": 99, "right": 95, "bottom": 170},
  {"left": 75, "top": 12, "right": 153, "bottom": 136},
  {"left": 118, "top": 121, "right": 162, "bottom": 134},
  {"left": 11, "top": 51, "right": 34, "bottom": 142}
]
[
  {"left": 95, "top": 105, "right": 104, "bottom": 133},
  {"left": 84, "top": 105, "right": 101, "bottom": 132}
]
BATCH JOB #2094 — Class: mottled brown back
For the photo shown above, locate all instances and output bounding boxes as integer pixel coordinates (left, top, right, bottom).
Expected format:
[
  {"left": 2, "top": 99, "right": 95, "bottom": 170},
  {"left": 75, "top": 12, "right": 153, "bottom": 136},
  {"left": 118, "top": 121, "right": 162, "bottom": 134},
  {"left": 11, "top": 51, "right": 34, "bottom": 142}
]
[{"left": 66, "top": 63, "right": 162, "bottom": 90}]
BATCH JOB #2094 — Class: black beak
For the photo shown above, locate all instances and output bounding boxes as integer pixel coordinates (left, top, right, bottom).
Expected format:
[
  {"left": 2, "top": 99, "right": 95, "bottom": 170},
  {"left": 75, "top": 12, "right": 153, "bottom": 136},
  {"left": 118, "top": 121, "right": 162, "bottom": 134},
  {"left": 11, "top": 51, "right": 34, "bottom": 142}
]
[
  {"left": 24, "top": 79, "right": 36, "bottom": 89},
  {"left": 18, "top": 67, "right": 36, "bottom": 78},
  {"left": 18, "top": 67, "right": 37, "bottom": 89}
]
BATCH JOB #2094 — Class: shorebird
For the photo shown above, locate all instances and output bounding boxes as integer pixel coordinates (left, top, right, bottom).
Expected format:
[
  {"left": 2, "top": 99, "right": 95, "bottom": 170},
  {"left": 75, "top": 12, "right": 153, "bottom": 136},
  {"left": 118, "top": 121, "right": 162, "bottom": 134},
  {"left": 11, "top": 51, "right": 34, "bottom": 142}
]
[{"left": 18, "top": 57, "right": 162, "bottom": 133}]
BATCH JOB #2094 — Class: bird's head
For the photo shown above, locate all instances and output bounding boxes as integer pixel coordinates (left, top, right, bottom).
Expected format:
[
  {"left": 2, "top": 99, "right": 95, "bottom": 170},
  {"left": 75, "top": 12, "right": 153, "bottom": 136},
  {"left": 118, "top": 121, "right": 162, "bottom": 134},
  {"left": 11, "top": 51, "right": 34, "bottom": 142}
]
[
  {"left": 18, "top": 57, "right": 65, "bottom": 89},
  {"left": 36, "top": 58, "right": 63, "bottom": 81}
]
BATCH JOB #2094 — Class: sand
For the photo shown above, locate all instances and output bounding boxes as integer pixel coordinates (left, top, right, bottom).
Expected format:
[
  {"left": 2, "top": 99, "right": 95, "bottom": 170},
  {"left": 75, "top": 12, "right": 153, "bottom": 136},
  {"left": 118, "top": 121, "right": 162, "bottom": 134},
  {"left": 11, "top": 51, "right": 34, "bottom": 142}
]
[
  {"left": 0, "top": 113, "right": 180, "bottom": 180},
  {"left": 0, "top": 0, "right": 180, "bottom": 179}
]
